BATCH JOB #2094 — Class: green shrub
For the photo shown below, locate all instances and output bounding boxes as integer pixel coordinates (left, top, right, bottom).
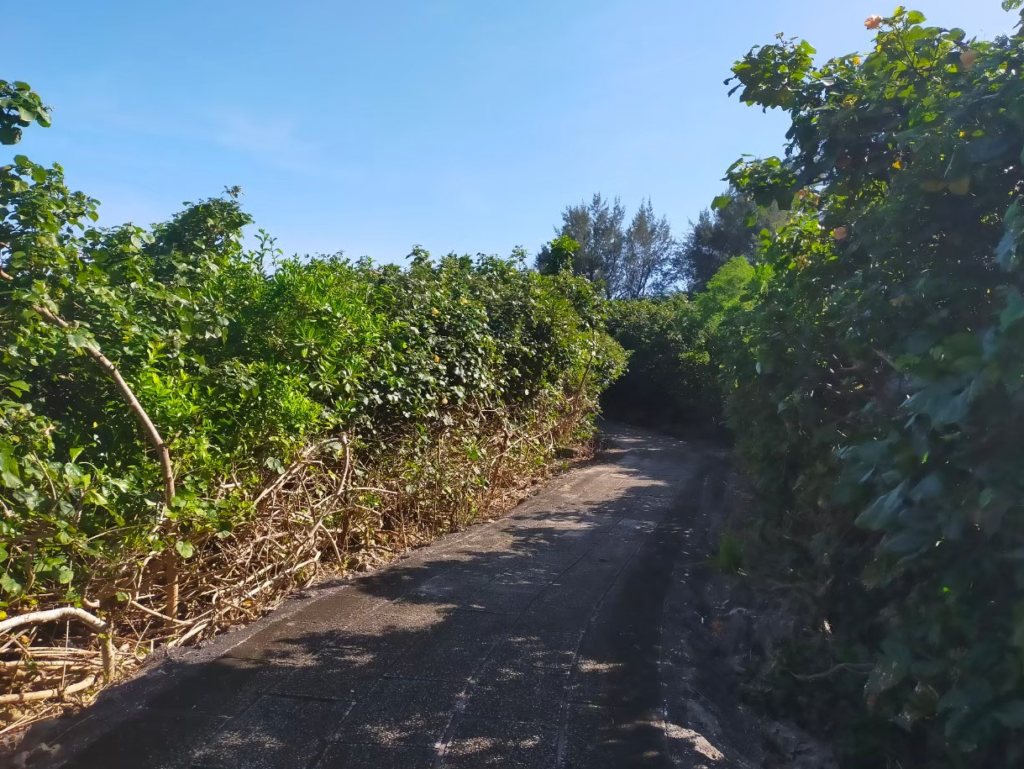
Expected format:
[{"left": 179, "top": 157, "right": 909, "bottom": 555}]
[
  {"left": 0, "top": 84, "right": 626, "bottom": 671},
  {"left": 714, "top": 7, "right": 1024, "bottom": 766},
  {"left": 603, "top": 256, "right": 759, "bottom": 432}
]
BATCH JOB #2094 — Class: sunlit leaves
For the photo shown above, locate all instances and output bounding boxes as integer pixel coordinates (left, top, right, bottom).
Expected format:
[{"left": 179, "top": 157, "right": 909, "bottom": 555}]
[
  {"left": 1, "top": 83, "right": 625, "bottom": 621},
  {"left": 0, "top": 80, "right": 50, "bottom": 145}
]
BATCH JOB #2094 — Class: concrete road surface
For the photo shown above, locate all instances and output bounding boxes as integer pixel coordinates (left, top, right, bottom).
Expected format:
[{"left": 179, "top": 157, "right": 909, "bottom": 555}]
[{"left": 26, "top": 424, "right": 763, "bottom": 769}]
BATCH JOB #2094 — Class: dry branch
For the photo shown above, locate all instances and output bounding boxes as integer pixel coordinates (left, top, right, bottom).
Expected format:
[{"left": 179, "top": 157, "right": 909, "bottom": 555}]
[
  {"left": 1, "top": 399, "right": 592, "bottom": 733},
  {"left": 0, "top": 608, "right": 114, "bottom": 682},
  {"left": 0, "top": 674, "right": 97, "bottom": 705}
]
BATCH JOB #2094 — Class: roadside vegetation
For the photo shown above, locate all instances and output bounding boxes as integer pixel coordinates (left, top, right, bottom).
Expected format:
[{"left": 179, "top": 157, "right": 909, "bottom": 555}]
[
  {"left": 4, "top": 3, "right": 1023, "bottom": 766},
  {"left": 0, "top": 81, "right": 625, "bottom": 727},
  {"left": 596, "top": 6, "right": 1024, "bottom": 767}
]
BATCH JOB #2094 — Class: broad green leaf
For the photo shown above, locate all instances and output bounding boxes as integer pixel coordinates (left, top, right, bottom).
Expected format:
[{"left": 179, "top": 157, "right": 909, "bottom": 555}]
[
  {"left": 0, "top": 573, "right": 23, "bottom": 595},
  {"left": 856, "top": 482, "right": 909, "bottom": 531},
  {"left": 66, "top": 331, "right": 92, "bottom": 349},
  {"left": 880, "top": 529, "right": 933, "bottom": 556},
  {"left": 910, "top": 474, "right": 942, "bottom": 502}
]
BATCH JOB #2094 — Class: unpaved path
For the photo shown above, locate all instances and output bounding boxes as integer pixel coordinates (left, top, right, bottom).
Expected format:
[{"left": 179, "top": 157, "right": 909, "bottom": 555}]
[{"left": 19, "top": 424, "right": 780, "bottom": 769}]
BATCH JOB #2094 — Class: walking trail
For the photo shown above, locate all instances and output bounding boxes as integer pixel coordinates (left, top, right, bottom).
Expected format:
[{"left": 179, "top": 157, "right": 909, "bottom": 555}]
[{"left": 20, "top": 424, "right": 787, "bottom": 769}]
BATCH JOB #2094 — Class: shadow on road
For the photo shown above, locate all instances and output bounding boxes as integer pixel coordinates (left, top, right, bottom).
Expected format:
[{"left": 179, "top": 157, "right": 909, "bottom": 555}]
[{"left": 17, "top": 426, "right": 743, "bottom": 769}]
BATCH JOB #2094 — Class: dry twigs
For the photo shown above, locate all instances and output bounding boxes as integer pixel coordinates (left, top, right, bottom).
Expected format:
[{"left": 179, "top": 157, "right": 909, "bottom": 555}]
[{"left": 1, "top": 398, "right": 594, "bottom": 735}]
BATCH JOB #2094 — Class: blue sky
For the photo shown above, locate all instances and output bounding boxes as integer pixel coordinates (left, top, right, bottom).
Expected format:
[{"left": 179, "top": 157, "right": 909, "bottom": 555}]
[{"left": 6, "top": 1, "right": 1017, "bottom": 263}]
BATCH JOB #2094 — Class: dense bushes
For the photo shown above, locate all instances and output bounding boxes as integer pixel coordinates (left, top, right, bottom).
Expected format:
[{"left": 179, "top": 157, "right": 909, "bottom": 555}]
[
  {"left": 707, "top": 8, "right": 1024, "bottom": 767},
  {"left": 602, "top": 256, "right": 758, "bottom": 432},
  {"left": 602, "top": 295, "right": 697, "bottom": 426},
  {"left": 0, "top": 83, "right": 625, "bottom": 704},
  {"left": 602, "top": 7, "right": 1024, "bottom": 765}
]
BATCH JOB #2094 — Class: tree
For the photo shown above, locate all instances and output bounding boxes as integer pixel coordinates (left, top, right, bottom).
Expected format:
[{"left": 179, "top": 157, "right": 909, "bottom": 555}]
[
  {"left": 535, "top": 235, "right": 579, "bottom": 275},
  {"left": 538, "top": 194, "right": 678, "bottom": 299},
  {"left": 536, "top": 193, "right": 625, "bottom": 297},
  {"left": 620, "top": 198, "right": 675, "bottom": 298},
  {"left": 673, "top": 192, "right": 777, "bottom": 293}
]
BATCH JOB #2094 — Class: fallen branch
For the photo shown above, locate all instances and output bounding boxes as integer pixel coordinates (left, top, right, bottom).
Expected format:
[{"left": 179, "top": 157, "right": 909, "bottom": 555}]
[
  {"left": 0, "top": 608, "right": 114, "bottom": 682},
  {"left": 167, "top": 620, "right": 209, "bottom": 648},
  {"left": 0, "top": 674, "right": 97, "bottom": 705},
  {"left": 127, "top": 598, "right": 199, "bottom": 627},
  {"left": 788, "top": 662, "right": 874, "bottom": 681}
]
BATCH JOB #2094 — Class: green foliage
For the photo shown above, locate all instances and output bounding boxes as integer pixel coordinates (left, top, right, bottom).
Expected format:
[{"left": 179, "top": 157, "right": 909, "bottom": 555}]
[
  {"left": 537, "top": 235, "right": 580, "bottom": 275},
  {"left": 603, "top": 295, "right": 694, "bottom": 425},
  {"left": 674, "top": 191, "right": 782, "bottom": 293},
  {"left": 715, "top": 530, "right": 744, "bottom": 574},
  {"left": 536, "top": 194, "right": 626, "bottom": 296},
  {"left": 0, "top": 80, "right": 50, "bottom": 145},
  {"left": 536, "top": 193, "right": 678, "bottom": 298},
  {"left": 603, "top": 257, "right": 758, "bottom": 431},
  {"left": 714, "top": 7, "right": 1024, "bottom": 766},
  {"left": 0, "top": 82, "right": 625, "bottom": 621}
]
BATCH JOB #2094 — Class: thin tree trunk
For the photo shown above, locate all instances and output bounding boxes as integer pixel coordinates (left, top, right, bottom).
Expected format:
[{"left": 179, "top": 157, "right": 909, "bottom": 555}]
[{"left": 28, "top": 303, "right": 180, "bottom": 619}]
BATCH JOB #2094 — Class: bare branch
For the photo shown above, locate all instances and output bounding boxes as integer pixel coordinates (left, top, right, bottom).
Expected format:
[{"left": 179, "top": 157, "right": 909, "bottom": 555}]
[{"left": 0, "top": 607, "right": 114, "bottom": 681}]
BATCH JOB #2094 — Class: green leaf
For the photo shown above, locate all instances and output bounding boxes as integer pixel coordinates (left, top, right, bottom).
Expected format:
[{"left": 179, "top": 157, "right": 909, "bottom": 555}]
[
  {"left": 904, "top": 384, "right": 970, "bottom": 427},
  {"left": 175, "top": 541, "right": 194, "bottom": 559},
  {"left": 907, "top": 10, "right": 926, "bottom": 23},
  {"left": 910, "top": 474, "right": 942, "bottom": 502},
  {"left": 856, "top": 482, "right": 909, "bottom": 531},
  {"left": 711, "top": 195, "right": 733, "bottom": 211},
  {"left": 0, "top": 442, "right": 18, "bottom": 474},
  {"left": 69, "top": 447, "right": 85, "bottom": 462},
  {"left": 880, "top": 529, "right": 933, "bottom": 557},
  {"left": 66, "top": 331, "right": 92, "bottom": 349},
  {"left": 57, "top": 565, "right": 74, "bottom": 584},
  {"left": 0, "top": 573, "right": 23, "bottom": 595}
]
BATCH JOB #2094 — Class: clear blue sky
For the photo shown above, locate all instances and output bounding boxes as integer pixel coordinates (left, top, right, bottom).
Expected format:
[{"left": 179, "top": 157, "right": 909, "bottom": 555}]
[{"left": 6, "top": 1, "right": 1016, "bottom": 263}]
